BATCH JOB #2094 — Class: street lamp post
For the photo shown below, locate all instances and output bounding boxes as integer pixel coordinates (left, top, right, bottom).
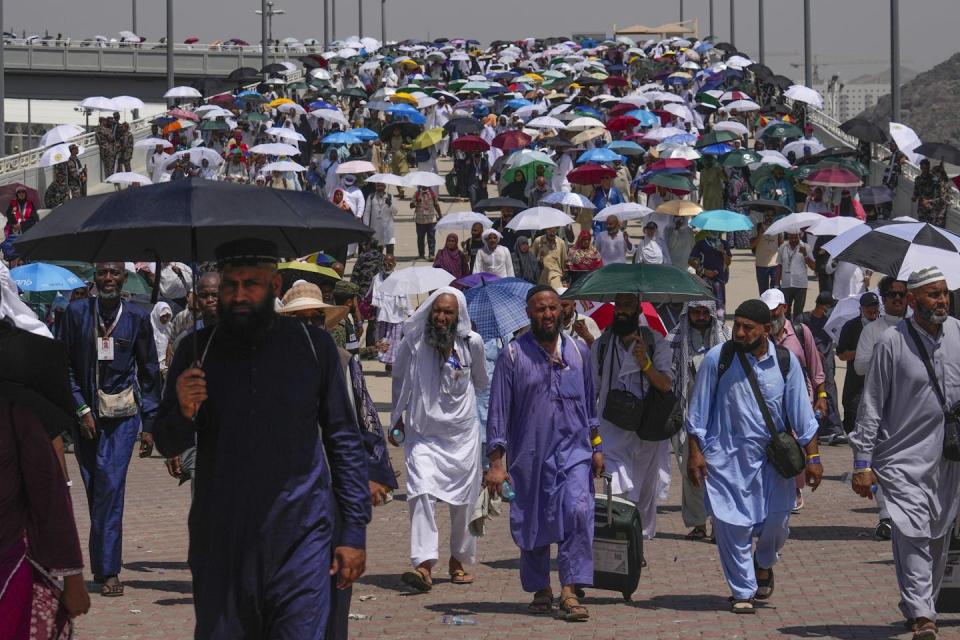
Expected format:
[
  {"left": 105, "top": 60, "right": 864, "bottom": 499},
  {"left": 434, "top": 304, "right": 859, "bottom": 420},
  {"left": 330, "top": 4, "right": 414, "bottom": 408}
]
[
  {"left": 166, "top": 0, "right": 174, "bottom": 104},
  {"left": 729, "top": 0, "right": 735, "bottom": 46},
  {"left": 331, "top": 0, "right": 336, "bottom": 42},
  {"left": 680, "top": 0, "right": 684, "bottom": 22},
  {"left": 255, "top": 1, "right": 285, "bottom": 56},
  {"left": 803, "top": 0, "right": 812, "bottom": 86},
  {"left": 709, "top": 0, "right": 714, "bottom": 38},
  {"left": 359, "top": 0, "right": 363, "bottom": 38},
  {"left": 0, "top": 0, "right": 5, "bottom": 156},
  {"left": 891, "top": 0, "right": 901, "bottom": 122},
  {"left": 323, "top": 0, "right": 329, "bottom": 49},
  {"left": 132, "top": 0, "right": 138, "bottom": 36},
  {"left": 259, "top": 0, "right": 268, "bottom": 75},
  {"left": 758, "top": 0, "right": 764, "bottom": 66},
  {"left": 381, "top": 0, "right": 386, "bottom": 43}
]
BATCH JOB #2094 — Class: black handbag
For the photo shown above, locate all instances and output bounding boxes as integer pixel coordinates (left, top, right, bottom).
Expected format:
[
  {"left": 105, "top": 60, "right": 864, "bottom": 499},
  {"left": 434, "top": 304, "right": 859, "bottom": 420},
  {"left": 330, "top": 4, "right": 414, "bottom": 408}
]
[
  {"left": 906, "top": 321, "right": 960, "bottom": 462},
  {"left": 737, "top": 351, "right": 806, "bottom": 478}
]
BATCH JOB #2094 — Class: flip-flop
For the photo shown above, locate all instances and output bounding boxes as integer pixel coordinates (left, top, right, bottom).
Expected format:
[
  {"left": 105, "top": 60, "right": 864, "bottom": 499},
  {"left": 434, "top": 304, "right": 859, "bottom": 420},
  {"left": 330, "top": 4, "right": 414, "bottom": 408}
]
[
  {"left": 730, "top": 598, "right": 755, "bottom": 614},
  {"left": 100, "top": 579, "right": 124, "bottom": 597},
  {"left": 401, "top": 569, "right": 432, "bottom": 592},
  {"left": 449, "top": 569, "right": 474, "bottom": 585},
  {"left": 557, "top": 595, "right": 589, "bottom": 622},
  {"left": 528, "top": 589, "right": 553, "bottom": 615},
  {"left": 754, "top": 557, "right": 774, "bottom": 600},
  {"left": 685, "top": 526, "right": 709, "bottom": 541}
]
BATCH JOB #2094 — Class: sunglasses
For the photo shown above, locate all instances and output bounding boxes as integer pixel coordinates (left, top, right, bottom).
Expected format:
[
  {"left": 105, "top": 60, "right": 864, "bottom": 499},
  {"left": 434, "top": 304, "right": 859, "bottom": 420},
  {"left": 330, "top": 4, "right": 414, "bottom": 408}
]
[{"left": 884, "top": 291, "right": 907, "bottom": 299}]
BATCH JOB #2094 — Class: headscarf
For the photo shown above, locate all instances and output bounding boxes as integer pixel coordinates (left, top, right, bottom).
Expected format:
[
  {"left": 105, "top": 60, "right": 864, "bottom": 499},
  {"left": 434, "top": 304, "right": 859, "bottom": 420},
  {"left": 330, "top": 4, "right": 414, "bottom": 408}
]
[
  {"left": 433, "top": 233, "right": 466, "bottom": 277},
  {"left": 667, "top": 300, "right": 728, "bottom": 409},
  {"left": 402, "top": 286, "right": 473, "bottom": 341},
  {"left": 567, "top": 229, "right": 603, "bottom": 271},
  {"left": 0, "top": 263, "right": 51, "bottom": 337},
  {"left": 479, "top": 228, "right": 502, "bottom": 254},
  {"left": 150, "top": 302, "right": 173, "bottom": 363},
  {"left": 513, "top": 235, "right": 540, "bottom": 282}
]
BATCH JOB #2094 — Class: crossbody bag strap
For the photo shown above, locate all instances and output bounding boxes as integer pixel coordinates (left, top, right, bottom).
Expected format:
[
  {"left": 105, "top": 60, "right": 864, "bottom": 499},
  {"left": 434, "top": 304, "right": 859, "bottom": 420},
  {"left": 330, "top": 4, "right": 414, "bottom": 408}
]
[
  {"left": 736, "top": 350, "right": 781, "bottom": 440},
  {"left": 905, "top": 321, "right": 948, "bottom": 410}
]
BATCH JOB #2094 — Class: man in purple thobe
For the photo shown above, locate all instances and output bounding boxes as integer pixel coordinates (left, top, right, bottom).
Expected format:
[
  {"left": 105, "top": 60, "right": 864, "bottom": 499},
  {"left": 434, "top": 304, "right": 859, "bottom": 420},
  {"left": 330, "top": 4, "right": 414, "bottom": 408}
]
[{"left": 486, "top": 285, "right": 604, "bottom": 622}]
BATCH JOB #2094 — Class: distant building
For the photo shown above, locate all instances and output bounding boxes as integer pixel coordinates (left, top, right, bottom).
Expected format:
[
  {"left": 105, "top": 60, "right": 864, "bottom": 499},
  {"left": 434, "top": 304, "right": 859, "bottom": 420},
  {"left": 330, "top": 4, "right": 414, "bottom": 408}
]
[{"left": 815, "top": 68, "right": 917, "bottom": 122}]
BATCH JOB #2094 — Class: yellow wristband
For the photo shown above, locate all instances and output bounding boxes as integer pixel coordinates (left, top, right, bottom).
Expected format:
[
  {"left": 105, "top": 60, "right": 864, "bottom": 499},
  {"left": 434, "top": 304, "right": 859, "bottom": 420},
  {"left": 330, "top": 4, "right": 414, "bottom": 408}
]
[
  {"left": 642, "top": 358, "right": 653, "bottom": 372},
  {"left": 817, "top": 391, "right": 828, "bottom": 399},
  {"left": 853, "top": 467, "right": 872, "bottom": 474},
  {"left": 805, "top": 453, "right": 820, "bottom": 461},
  {"left": 591, "top": 436, "right": 602, "bottom": 447}
]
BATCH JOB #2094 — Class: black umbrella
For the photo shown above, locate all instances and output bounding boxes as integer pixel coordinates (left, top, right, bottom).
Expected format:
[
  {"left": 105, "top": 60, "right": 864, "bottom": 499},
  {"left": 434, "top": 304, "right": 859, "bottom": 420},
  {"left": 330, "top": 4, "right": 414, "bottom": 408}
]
[
  {"left": 259, "top": 62, "right": 287, "bottom": 74},
  {"left": 748, "top": 63, "right": 773, "bottom": 81},
  {"left": 839, "top": 117, "right": 888, "bottom": 144},
  {"left": 379, "top": 121, "right": 421, "bottom": 142},
  {"left": 227, "top": 66, "right": 260, "bottom": 82},
  {"left": 474, "top": 197, "right": 528, "bottom": 212},
  {"left": 760, "top": 103, "right": 791, "bottom": 116},
  {"left": 914, "top": 142, "right": 960, "bottom": 165},
  {"left": 767, "top": 75, "right": 794, "bottom": 90},
  {"left": 739, "top": 199, "right": 793, "bottom": 214},
  {"left": 540, "top": 136, "right": 576, "bottom": 150},
  {"left": 338, "top": 87, "right": 368, "bottom": 99},
  {"left": 714, "top": 42, "right": 738, "bottom": 54},
  {"left": 14, "top": 178, "right": 372, "bottom": 263},
  {"left": 444, "top": 117, "right": 483, "bottom": 135},
  {"left": 858, "top": 185, "right": 895, "bottom": 206}
]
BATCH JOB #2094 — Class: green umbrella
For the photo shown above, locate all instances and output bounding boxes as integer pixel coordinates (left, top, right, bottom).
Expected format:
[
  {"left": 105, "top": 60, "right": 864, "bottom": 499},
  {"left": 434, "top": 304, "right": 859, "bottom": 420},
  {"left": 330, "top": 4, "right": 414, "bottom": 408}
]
[
  {"left": 695, "top": 93, "right": 722, "bottom": 110},
  {"left": 200, "top": 120, "right": 231, "bottom": 131},
  {"left": 816, "top": 157, "right": 869, "bottom": 179},
  {"left": 447, "top": 79, "right": 467, "bottom": 91},
  {"left": 542, "top": 70, "right": 567, "bottom": 80},
  {"left": 460, "top": 81, "right": 489, "bottom": 92},
  {"left": 761, "top": 122, "right": 803, "bottom": 139},
  {"left": 286, "top": 81, "right": 309, "bottom": 90},
  {"left": 397, "top": 84, "right": 421, "bottom": 93},
  {"left": 560, "top": 263, "right": 714, "bottom": 304},
  {"left": 648, "top": 173, "right": 695, "bottom": 192},
  {"left": 721, "top": 149, "right": 761, "bottom": 168},
  {"left": 239, "top": 112, "right": 268, "bottom": 122},
  {"left": 750, "top": 164, "right": 797, "bottom": 189},
  {"left": 696, "top": 130, "right": 740, "bottom": 148},
  {"left": 338, "top": 87, "right": 367, "bottom": 99}
]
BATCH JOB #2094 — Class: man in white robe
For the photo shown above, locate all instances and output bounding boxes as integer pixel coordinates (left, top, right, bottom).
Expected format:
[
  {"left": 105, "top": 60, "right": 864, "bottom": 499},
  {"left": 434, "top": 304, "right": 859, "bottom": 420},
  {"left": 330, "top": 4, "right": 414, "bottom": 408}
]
[
  {"left": 390, "top": 288, "right": 488, "bottom": 591},
  {"left": 363, "top": 183, "right": 398, "bottom": 255}
]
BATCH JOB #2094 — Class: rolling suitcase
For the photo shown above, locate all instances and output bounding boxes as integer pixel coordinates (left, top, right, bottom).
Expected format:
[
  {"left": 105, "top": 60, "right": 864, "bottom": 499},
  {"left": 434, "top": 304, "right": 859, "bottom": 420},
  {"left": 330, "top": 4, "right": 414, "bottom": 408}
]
[
  {"left": 936, "top": 516, "right": 960, "bottom": 612},
  {"left": 592, "top": 473, "right": 643, "bottom": 601}
]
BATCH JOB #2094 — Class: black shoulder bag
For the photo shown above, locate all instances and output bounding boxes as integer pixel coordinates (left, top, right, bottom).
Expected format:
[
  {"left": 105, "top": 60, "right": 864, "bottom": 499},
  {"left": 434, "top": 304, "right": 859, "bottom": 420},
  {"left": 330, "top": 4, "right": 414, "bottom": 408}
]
[
  {"left": 737, "top": 350, "right": 806, "bottom": 478},
  {"left": 905, "top": 321, "right": 960, "bottom": 462}
]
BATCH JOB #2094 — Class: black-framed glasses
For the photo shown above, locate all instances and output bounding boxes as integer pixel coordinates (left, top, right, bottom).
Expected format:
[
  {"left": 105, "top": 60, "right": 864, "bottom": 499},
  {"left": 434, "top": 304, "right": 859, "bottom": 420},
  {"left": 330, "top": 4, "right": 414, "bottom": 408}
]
[{"left": 884, "top": 291, "right": 907, "bottom": 299}]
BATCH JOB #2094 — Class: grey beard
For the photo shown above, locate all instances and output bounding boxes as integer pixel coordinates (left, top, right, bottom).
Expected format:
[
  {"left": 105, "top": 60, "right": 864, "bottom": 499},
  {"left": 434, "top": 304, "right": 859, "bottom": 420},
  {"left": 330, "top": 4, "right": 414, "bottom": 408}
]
[
  {"left": 424, "top": 320, "right": 456, "bottom": 354},
  {"left": 98, "top": 289, "right": 120, "bottom": 300},
  {"left": 771, "top": 316, "right": 786, "bottom": 336},
  {"left": 917, "top": 304, "right": 949, "bottom": 325}
]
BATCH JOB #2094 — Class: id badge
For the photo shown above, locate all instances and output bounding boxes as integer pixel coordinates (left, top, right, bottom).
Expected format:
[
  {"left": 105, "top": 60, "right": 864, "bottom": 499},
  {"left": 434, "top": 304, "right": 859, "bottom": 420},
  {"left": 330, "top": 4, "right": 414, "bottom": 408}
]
[{"left": 97, "top": 337, "right": 115, "bottom": 361}]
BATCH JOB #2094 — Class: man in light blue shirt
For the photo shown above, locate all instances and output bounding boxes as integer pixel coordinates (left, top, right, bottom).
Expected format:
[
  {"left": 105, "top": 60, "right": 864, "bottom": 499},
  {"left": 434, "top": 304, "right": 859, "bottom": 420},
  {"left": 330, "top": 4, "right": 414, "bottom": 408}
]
[{"left": 686, "top": 299, "right": 821, "bottom": 613}]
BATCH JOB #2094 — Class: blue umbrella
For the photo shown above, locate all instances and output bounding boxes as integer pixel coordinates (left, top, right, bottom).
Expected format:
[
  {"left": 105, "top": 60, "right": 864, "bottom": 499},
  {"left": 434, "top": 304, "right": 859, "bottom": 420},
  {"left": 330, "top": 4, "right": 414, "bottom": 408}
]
[
  {"left": 606, "top": 140, "right": 645, "bottom": 156},
  {"left": 506, "top": 98, "right": 534, "bottom": 110},
  {"left": 309, "top": 100, "right": 337, "bottom": 110},
  {"left": 348, "top": 127, "right": 379, "bottom": 141},
  {"left": 574, "top": 105, "right": 603, "bottom": 119},
  {"left": 464, "top": 277, "right": 534, "bottom": 340},
  {"left": 690, "top": 210, "right": 754, "bottom": 232},
  {"left": 661, "top": 133, "right": 698, "bottom": 145},
  {"left": 576, "top": 148, "right": 625, "bottom": 164},
  {"left": 699, "top": 143, "right": 735, "bottom": 155},
  {"left": 11, "top": 263, "right": 85, "bottom": 292},
  {"left": 385, "top": 104, "right": 427, "bottom": 125},
  {"left": 453, "top": 272, "right": 501, "bottom": 289},
  {"left": 322, "top": 131, "right": 361, "bottom": 145},
  {"left": 626, "top": 109, "right": 661, "bottom": 127}
]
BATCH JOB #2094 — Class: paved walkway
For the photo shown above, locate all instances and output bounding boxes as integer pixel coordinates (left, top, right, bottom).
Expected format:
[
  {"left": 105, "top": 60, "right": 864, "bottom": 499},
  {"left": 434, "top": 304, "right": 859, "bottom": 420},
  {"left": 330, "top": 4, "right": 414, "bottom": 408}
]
[{"left": 66, "top": 163, "right": 957, "bottom": 639}]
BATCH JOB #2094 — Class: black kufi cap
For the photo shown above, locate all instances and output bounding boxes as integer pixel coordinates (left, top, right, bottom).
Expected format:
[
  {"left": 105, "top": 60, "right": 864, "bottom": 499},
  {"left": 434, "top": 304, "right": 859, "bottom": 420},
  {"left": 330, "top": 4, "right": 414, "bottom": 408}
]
[{"left": 734, "top": 299, "right": 771, "bottom": 325}]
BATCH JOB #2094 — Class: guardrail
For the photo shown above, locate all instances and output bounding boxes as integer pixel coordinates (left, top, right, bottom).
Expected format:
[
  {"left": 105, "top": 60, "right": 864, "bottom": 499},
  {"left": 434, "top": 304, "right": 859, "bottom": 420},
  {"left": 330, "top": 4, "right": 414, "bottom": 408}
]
[{"left": 3, "top": 39, "right": 322, "bottom": 55}]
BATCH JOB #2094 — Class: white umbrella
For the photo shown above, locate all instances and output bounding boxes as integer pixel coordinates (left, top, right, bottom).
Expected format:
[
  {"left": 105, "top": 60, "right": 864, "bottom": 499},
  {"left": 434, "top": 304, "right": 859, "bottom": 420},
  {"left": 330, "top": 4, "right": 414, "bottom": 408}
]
[
  {"left": 403, "top": 171, "right": 445, "bottom": 188},
  {"left": 38, "top": 144, "right": 84, "bottom": 167},
  {"left": 594, "top": 202, "right": 653, "bottom": 222},
  {"left": 365, "top": 173, "right": 406, "bottom": 187},
  {"left": 570, "top": 127, "right": 610, "bottom": 145},
  {"left": 310, "top": 68, "right": 332, "bottom": 81},
  {"left": 337, "top": 160, "right": 377, "bottom": 174},
  {"left": 173, "top": 147, "right": 224, "bottom": 166},
  {"left": 781, "top": 139, "right": 825, "bottom": 157},
  {"left": 311, "top": 109, "right": 350, "bottom": 128},
  {"left": 111, "top": 95, "right": 145, "bottom": 111},
  {"left": 785, "top": 85, "right": 824, "bottom": 109},
  {"left": 806, "top": 216, "right": 865, "bottom": 238},
  {"left": 39, "top": 124, "right": 84, "bottom": 147},
  {"left": 118, "top": 31, "right": 141, "bottom": 42},
  {"left": 435, "top": 211, "right": 493, "bottom": 231},
  {"left": 266, "top": 127, "right": 307, "bottom": 143},
  {"left": 135, "top": 137, "right": 174, "bottom": 149},
  {"left": 200, "top": 106, "right": 235, "bottom": 119},
  {"left": 889, "top": 122, "right": 923, "bottom": 165},
  {"left": 763, "top": 211, "right": 825, "bottom": 236},
  {"left": 663, "top": 103, "right": 694, "bottom": 122},
  {"left": 713, "top": 120, "right": 749, "bottom": 136},
  {"left": 823, "top": 293, "right": 871, "bottom": 343},
  {"left": 506, "top": 206, "right": 574, "bottom": 231},
  {"left": 250, "top": 143, "right": 301, "bottom": 156},
  {"left": 417, "top": 95, "right": 439, "bottom": 109},
  {"left": 276, "top": 102, "right": 308, "bottom": 116},
  {"left": 659, "top": 145, "right": 701, "bottom": 160},
  {"left": 164, "top": 86, "right": 203, "bottom": 99},
  {"left": 381, "top": 266, "right": 455, "bottom": 296},
  {"left": 527, "top": 116, "right": 565, "bottom": 130},
  {"left": 722, "top": 99, "right": 760, "bottom": 112},
  {"left": 106, "top": 171, "right": 152, "bottom": 185},
  {"left": 619, "top": 95, "right": 650, "bottom": 107},
  {"left": 79, "top": 96, "right": 119, "bottom": 112},
  {"left": 565, "top": 116, "right": 605, "bottom": 131},
  {"left": 644, "top": 126, "right": 689, "bottom": 141},
  {"left": 540, "top": 191, "right": 595, "bottom": 209},
  {"left": 750, "top": 150, "right": 792, "bottom": 169},
  {"left": 262, "top": 160, "right": 306, "bottom": 172}
]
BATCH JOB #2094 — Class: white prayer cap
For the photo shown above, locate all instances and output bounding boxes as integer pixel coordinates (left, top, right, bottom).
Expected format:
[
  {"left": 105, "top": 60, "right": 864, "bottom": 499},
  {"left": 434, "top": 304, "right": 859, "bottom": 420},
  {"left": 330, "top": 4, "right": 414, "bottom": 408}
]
[
  {"left": 907, "top": 266, "right": 945, "bottom": 290},
  {"left": 760, "top": 288, "right": 786, "bottom": 310}
]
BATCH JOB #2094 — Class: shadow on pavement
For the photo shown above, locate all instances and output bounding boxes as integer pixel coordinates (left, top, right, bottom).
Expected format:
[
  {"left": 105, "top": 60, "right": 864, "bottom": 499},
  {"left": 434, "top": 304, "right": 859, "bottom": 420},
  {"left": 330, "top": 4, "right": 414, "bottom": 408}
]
[
  {"left": 156, "top": 597, "right": 194, "bottom": 606},
  {"left": 124, "top": 560, "right": 189, "bottom": 572},
  {"left": 789, "top": 525, "right": 872, "bottom": 541},
  {"left": 424, "top": 600, "right": 534, "bottom": 616},
  {"left": 123, "top": 579, "right": 193, "bottom": 594},
  {"left": 777, "top": 623, "right": 911, "bottom": 639},
  {"left": 645, "top": 593, "right": 732, "bottom": 612}
]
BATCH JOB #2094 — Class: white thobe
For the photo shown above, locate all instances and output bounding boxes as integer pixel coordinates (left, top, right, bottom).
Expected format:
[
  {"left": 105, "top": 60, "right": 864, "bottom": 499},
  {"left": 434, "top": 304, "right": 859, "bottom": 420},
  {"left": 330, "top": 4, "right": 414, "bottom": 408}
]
[
  {"left": 634, "top": 237, "right": 666, "bottom": 264},
  {"left": 473, "top": 246, "right": 514, "bottom": 278},
  {"left": 364, "top": 193, "right": 397, "bottom": 245}
]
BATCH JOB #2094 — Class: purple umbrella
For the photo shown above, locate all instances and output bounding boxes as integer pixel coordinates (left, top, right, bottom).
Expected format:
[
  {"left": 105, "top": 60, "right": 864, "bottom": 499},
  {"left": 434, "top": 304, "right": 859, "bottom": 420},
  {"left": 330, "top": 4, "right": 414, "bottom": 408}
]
[{"left": 453, "top": 272, "right": 501, "bottom": 289}]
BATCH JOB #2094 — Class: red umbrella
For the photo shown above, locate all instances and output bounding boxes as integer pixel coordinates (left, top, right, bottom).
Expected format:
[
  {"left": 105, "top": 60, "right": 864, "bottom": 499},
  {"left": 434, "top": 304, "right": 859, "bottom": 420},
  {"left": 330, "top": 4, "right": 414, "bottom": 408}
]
[
  {"left": 491, "top": 130, "right": 532, "bottom": 151},
  {"left": 647, "top": 158, "right": 693, "bottom": 171},
  {"left": 183, "top": 36, "right": 199, "bottom": 44},
  {"left": 0, "top": 183, "right": 40, "bottom": 207},
  {"left": 603, "top": 76, "right": 628, "bottom": 88},
  {"left": 804, "top": 167, "right": 862, "bottom": 188},
  {"left": 168, "top": 108, "right": 200, "bottom": 122},
  {"left": 607, "top": 103, "right": 638, "bottom": 118},
  {"left": 580, "top": 301, "right": 666, "bottom": 336},
  {"left": 451, "top": 134, "right": 490, "bottom": 153},
  {"left": 651, "top": 109, "right": 673, "bottom": 126},
  {"left": 605, "top": 115, "right": 640, "bottom": 132},
  {"left": 208, "top": 94, "right": 237, "bottom": 107},
  {"left": 567, "top": 163, "right": 616, "bottom": 185}
]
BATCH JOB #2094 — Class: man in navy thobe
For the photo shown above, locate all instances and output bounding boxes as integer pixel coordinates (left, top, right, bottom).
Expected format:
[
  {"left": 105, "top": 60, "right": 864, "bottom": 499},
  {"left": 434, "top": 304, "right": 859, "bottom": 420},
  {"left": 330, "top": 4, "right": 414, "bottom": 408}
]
[{"left": 58, "top": 262, "right": 162, "bottom": 596}]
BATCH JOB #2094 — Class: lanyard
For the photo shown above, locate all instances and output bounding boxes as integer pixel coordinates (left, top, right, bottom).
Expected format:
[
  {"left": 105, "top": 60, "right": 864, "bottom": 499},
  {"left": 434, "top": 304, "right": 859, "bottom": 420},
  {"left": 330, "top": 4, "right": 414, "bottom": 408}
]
[{"left": 96, "top": 300, "right": 123, "bottom": 339}]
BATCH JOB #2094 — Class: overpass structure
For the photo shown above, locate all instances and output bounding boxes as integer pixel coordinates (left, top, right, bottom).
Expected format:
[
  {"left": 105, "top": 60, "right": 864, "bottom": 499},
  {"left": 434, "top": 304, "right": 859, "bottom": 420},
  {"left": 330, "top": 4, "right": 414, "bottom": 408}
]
[{"left": 3, "top": 41, "right": 305, "bottom": 101}]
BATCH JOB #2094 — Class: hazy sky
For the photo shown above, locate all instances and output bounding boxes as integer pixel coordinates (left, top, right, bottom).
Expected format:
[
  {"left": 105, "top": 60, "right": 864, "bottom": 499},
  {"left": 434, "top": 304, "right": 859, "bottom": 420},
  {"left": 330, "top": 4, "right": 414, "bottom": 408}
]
[{"left": 6, "top": 0, "right": 959, "bottom": 82}]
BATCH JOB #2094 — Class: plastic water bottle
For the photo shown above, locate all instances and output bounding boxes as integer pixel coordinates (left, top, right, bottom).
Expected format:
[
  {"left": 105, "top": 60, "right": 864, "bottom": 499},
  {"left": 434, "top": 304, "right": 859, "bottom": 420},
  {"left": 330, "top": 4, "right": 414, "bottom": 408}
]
[
  {"left": 814, "top": 409, "right": 824, "bottom": 421},
  {"left": 440, "top": 615, "right": 477, "bottom": 626},
  {"left": 390, "top": 426, "right": 404, "bottom": 445},
  {"left": 501, "top": 480, "right": 516, "bottom": 502}
]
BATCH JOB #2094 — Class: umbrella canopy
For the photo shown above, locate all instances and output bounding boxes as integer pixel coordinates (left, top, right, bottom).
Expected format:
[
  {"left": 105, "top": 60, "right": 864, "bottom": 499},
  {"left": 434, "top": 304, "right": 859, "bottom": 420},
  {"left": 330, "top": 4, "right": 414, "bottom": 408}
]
[
  {"left": 410, "top": 127, "right": 445, "bottom": 151},
  {"left": 173, "top": 147, "right": 224, "bottom": 167},
  {"left": 79, "top": 96, "right": 120, "bottom": 112},
  {"left": 763, "top": 211, "right": 826, "bottom": 236},
  {"left": 839, "top": 117, "right": 888, "bottom": 144},
  {"left": 262, "top": 161, "right": 307, "bottom": 173},
  {"left": 453, "top": 272, "right": 501, "bottom": 289},
  {"left": 14, "top": 178, "right": 371, "bottom": 263},
  {"left": 322, "top": 131, "right": 361, "bottom": 145},
  {"left": 163, "top": 86, "right": 203, "bottom": 99},
  {"left": 560, "top": 263, "right": 714, "bottom": 304},
  {"left": 40, "top": 124, "right": 84, "bottom": 147},
  {"left": 784, "top": 85, "right": 823, "bottom": 108},
  {"left": 365, "top": 173, "right": 407, "bottom": 187},
  {"left": 913, "top": 142, "right": 960, "bottom": 165},
  {"left": 0, "top": 183, "right": 40, "bottom": 206},
  {"left": 474, "top": 197, "right": 528, "bottom": 212},
  {"left": 336, "top": 160, "right": 377, "bottom": 174},
  {"left": 806, "top": 216, "right": 864, "bottom": 237},
  {"left": 380, "top": 266, "right": 455, "bottom": 295},
  {"left": 39, "top": 144, "right": 84, "bottom": 168},
  {"left": 690, "top": 209, "right": 754, "bottom": 232},
  {"left": 451, "top": 135, "right": 490, "bottom": 153},
  {"left": 655, "top": 200, "right": 702, "bottom": 217},
  {"left": 822, "top": 222, "right": 960, "bottom": 288},
  {"left": 713, "top": 120, "right": 749, "bottom": 136},
  {"left": 804, "top": 167, "right": 862, "bottom": 188},
  {"left": 761, "top": 122, "right": 803, "bottom": 139},
  {"left": 403, "top": 171, "right": 445, "bottom": 188},
  {"left": 435, "top": 211, "right": 493, "bottom": 231},
  {"left": 576, "top": 148, "right": 623, "bottom": 164},
  {"left": 506, "top": 206, "right": 574, "bottom": 231},
  {"left": 380, "top": 121, "right": 422, "bottom": 142},
  {"left": 250, "top": 142, "right": 301, "bottom": 156},
  {"left": 526, "top": 116, "right": 566, "bottom": 130},
  {"left": 105, "top": 171, "right": 153, "bottom": 186},
  {"left": 443, "top": 117, "right": 483, "bottom": 135},
  {"left": 567, "top": 163, "right": 616, "bottom": 185},
  {"left": 491, "top": 130, "right": 532, "bottom": 151},
  {"left": 647, "top": 173, "right": 694, "bottom": 192},
  {"left": 464, "top": 277, "right": 534, "bottom": 340},
  {"left": 540, "top": 192, "right": 595, "bottom": 209},
  {"left": 10, "top": 263, "right": 85, "bottom": 292},
  {"left": 605, "top": 115, "right": 640, "bottom": 132},
  {"left": 594, "top": 202, "right": 652, "bottom": 222},
  {"left": 858, "top": 185, "right": 895, "bottom": 206}
]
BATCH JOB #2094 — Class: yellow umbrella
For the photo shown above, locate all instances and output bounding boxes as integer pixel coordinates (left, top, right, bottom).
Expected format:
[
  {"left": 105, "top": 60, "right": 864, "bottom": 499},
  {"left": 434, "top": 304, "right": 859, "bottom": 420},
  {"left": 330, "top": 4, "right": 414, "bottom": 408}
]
[
  {"left": 522, "top": 73, "right": 544, "bottom": 83},
  {"left": 390, "top": 92, "right": 419, "bottom": 106},
  {"left": 268, "top": 97, "right": 295, "bottom": 108},
  {"left": 278, "top": 261, "right": 341, "bottom": 281},
  {"left": 655, "top": 200, "right": 703, "bottom": 217},
  {"left": 410, "top": 127, "right": 444, "bottom": 151},
  {"left": 398, "top": 59, "right": 419, "bottom": 71}
]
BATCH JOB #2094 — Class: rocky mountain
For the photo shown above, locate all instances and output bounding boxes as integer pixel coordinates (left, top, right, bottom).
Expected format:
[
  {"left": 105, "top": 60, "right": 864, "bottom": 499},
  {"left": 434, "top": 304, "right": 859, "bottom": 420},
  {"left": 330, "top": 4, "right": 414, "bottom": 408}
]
[{"left": 858, "top": 52, "right": 960, "bottom": 146}]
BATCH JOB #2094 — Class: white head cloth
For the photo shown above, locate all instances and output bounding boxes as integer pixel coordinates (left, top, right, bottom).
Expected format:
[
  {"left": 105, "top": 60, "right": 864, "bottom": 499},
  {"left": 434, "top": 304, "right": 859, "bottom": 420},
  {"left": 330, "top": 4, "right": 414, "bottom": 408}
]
[{"left": 0, "top": 263, "right": 53, "bottom": 338}]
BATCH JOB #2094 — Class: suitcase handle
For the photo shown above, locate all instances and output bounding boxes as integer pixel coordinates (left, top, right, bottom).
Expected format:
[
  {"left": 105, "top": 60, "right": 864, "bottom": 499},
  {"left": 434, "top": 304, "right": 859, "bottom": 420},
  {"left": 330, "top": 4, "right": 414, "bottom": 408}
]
[{"left": 600, "top": 472, "right": 613, "bottom": 527}]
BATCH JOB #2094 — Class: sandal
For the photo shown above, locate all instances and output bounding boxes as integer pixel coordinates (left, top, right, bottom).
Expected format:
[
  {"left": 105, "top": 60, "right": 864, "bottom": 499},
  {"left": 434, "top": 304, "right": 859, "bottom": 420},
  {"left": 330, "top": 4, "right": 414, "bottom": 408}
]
[
  {"left": 685, "top": 526, "right": 709, "bottom": 541},
  {"left": 729, "top": 597, "right": 756, "bottom": 614},
  {"left": 754, "top": 558, "right": 774, "bottom": 600},
  {"left": 100, "top": 576, "right": 124, "bottom": 597},
  {"left": 557, "top": 595, "right": 589, "bottom": 622},
  {"left": 913, "top": 618, "right": 938, "bottom": 640},
  {"left": 449, "top": 569, "right": 474, "bottom": 585},
  {"left": 527, "top": 589, "right": 553, "bottom": 615},
  {"left": 401, "top": 568, "right": 432, "bottom": 592}
]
